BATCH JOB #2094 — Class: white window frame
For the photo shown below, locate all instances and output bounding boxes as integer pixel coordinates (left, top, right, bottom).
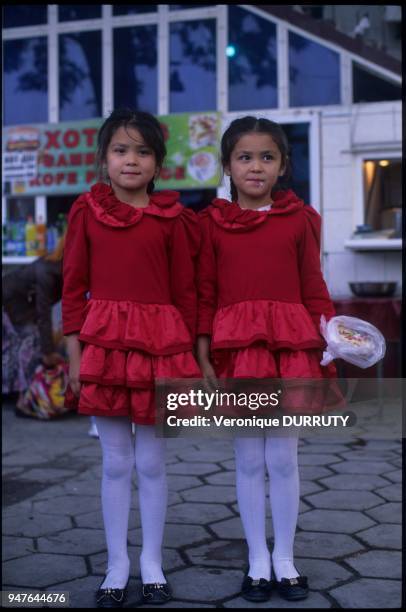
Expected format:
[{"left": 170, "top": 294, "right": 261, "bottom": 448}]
[{"left": 353, "top": 149, "right": 402, "bottom": 229}]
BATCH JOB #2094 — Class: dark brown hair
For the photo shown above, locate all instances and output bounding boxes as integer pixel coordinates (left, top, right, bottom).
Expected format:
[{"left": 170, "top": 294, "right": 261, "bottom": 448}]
[
  {"left": 221, "top": 116, "right": 291, "bottom": 201},
  {"left": 96, "top": 108, "right": 166, "bottom": 194}
]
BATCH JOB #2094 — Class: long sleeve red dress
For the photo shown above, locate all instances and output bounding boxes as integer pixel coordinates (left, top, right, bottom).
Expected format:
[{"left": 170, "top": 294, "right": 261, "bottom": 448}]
[
  {"left": 63, "top": 182, "right": 201, "bottom": 424},
  {"left": 197, "top": 190, "right": 338, "bottom": 410}
]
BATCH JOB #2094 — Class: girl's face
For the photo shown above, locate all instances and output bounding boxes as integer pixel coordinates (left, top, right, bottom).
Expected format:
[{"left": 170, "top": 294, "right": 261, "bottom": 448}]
[
  {"left": 105, "top": 126, "right": 158, "bottom": 203},
  {"left": 225, "top": 132, "right": 285, "bottom": 206}
]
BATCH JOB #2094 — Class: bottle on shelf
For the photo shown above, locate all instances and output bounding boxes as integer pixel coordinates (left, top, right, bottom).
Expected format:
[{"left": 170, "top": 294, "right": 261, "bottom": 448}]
[
  {"left": 25, "top": 215, "right": 37, "bottom": 256},
  {"left": 36, "top": 215, "right": 47, "bottom": 256},
  {"left": 56, "top": 213, "right": 67, "bottom": 238},
  {"left": 46, "top": 224, "right": 58, "bottom": 253},
  {"left": 7, "top": 222, "right": 18, "bottom": 257},
  {"left": 15, "top": 219, "right": 26, "bottom": 256}
]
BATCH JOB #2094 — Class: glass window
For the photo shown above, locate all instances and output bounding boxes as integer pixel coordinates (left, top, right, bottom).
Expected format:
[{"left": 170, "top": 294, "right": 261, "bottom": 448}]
[
  {"left": 228, "top": 6, "right": 277, "bottom": 111},
  {"left": 114, "top": 26, "right": 157, "bottom": 113},
  {"left": 170, "top": 4, "right": 214, "bottom": 9},
  {"left": 58, "top": 5, "right": 101, "bottom": 21},
  {"left": 113, "top": 6, "right": 157, "bottom": 15},
  {"left": 353, "top": 64, "right": 401, "bottom": 103},
  {"left": 363, "top": 159, "right": 402, "bottom": 234},
  {"left": 282, "top": 123, "right": 310, "bottom": 204},
  {"left": 289, "top": 32, "right": 340, "bottom": 107},
  {"left": 59, "top": 31, "right": 102, "bottom": 120},
  {"left": 4, "top": 38, "right": 48, "bottom": 125},
  {"left": 170, "top": 20, "right": 216, "bottom": 113},
  {"left": 3, "top": 5, "right": 47, "bottom": 28}
]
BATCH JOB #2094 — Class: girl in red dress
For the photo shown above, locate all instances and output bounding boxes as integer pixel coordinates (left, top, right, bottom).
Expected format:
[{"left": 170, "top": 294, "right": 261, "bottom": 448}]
[
  {"left": 63, "top": 109, "right": 200, "bottom": 607},
  {"left": 197, "top": 116, "right": 337, "bottom": 602}
]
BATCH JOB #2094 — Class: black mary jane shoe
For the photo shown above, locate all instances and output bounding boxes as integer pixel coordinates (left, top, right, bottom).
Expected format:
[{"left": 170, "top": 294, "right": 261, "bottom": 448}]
[
  {"left": 271, "top": 568, "right": 309, "bottom": 601},
  {"left": 241, "top": 573, "right": 273, "bottom": 603},
  {"left": 95, "top": 577, "right": 129, "bottom": 608},
  {"left": 141, "top": 580, "right": 173, "bottom": 605}
]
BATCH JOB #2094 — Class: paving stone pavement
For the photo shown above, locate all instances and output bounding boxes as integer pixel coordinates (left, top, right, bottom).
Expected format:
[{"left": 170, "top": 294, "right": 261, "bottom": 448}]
[{"left": 2, "top": 402, "right": 402, "bottom": 608}]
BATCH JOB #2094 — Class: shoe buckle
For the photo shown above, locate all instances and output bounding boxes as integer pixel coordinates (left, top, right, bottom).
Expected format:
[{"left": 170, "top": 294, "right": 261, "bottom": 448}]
[
  {"left": 251, "top": 579, "right": 260, "bottom": 586},
  {"left": 289, "top": 578, "right": 299, "bottom": 585}
]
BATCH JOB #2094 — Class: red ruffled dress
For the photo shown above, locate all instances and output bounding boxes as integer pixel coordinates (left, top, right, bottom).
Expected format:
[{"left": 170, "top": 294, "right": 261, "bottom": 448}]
[
  {"left": 198, "top": 191, "right": 339, "bottom": 413},
  {"left": 62, "top": 183, "right": 201, "bottom": 425}
]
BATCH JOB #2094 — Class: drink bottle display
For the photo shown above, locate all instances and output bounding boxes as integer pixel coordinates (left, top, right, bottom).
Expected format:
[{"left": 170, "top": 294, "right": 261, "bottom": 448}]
[
  {"left": 25, "top": 215, "right": 37, "bottom": 256},
  {"left": 15, "top": 220, "right": 26, "bottom": 256},
  {"left": 36, "top": 215, "right": 47, "bottom": 256},
  {"left": 46, "top": 225, "right": 58, "bottom": 253}
]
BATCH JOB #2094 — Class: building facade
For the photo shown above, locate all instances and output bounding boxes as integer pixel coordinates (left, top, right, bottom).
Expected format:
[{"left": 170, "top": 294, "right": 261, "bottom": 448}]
[{"left": 2, "top": 4, "right": 402, "bottom": 297}]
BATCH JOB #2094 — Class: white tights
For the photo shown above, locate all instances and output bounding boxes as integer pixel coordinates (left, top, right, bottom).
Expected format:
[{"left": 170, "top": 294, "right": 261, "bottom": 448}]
[
  {"left": 234, "top": 435, "right": 300, "bottom": 581},
  {"left": 95, "top": 417, "right": 167, "bottom": 588}
]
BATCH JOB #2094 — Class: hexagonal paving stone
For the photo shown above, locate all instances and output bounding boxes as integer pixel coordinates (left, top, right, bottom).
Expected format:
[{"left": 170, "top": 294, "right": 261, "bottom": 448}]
[
  {"left": 294, "top": 531, "right": 364, "bottom": 559},
  {"left": 186, "top": 540, "right": 247, "bottom": 569},
  {"left": 365, "top": 502, "right": 401, "bottom": 524},
  {"left": 304, "top": 490, "right": 383, "bottom": 511},
  {"left": 166, "top": 474, "right": 203, "bottom": 492},
  {"left": 330, "top": 578, "right": 401, "bottom": 608},
  {"left": 3, "top": 554, "right": 87, "bottom": 588},
  {"left": 129, "top": 523, "right": 210, "bottom": 549},
  {"left": 209, "top": 517, "right": 274, "bottom": 541},
  {"left": 336, "top": 450, "right": 397, "bottom": 462},
  {"left": 166, "top": 502, "right": 233, "bottom": 525},
  {"left": 76, "top": 508, "right": 141, "bottom": 530},
  {"left": 204, "top": 471, "right": 235, "bottom": 486},
  {"left": 3, "top": 511, "right": 72, "bottom": 538},
  {"left": 166, "top": 462, "right": 221, "bottom": 476},
  {"left": 357, "top": 523, "right": 401, "bottom": 549},
  {"left": 45, "top": 575, "right": 114, "bottom": 609},
  {"left": 62, "top": 479, "right": 101, "bottom": 497},
  {"left": 168, "top": 566, "right": 244, "bottom": 601},
  {"left": 383, "top": 470, "right": 402, "bottom": 484},
  {"left": 327, "top": 460, "right": 395, "bottom": 475},
  {"left": 18, "top": 468, "right": 78, "bottom": 482},
  {"left": 176, "top": 448, "right": 235, "bottom": 463},
  {"left": 374, "top": 484, "right": 401, "bottom": 502},
  {"left": 2, "top": 452, "right": 51, "bottom": 467},
  {"left": 29, "top": 485, "right": 68, "bottom": 500},
  {"left": 300, "top": 480, "right": 323, "bottom": 496},
  {"left": 299, "top": 465, "right": 334, "bottom": 480},
  {"left": 298, "top": 509, "right": 375, "bottom": 534},
  {"left": 88, "top": 546, "right": 185, "bottom": 577},
  {"left": 2, "top": 536, "right": 34, "bottom": 561},
  {"left": 33, "top": 495, "right": 100, "bottom": 516},
  {"left": 181, "top": 485, "right": 236, "bottom": 504},
  {"left": 130, "top": 489, "right": 181, "bottom": 507},
  {"left": 223, "top": 592, "right": 332, "bottom": 608},
  {"left": 345, "top": 550, "right": 401, "bottom": 578},
  {"left": 318, "top": 473, "right": 389, "bottom": 491},
  {"left": 2, "top": 501, "right": 33, "bottom": 516},
  {"left": 37, "top": 528, "right": 106, "bottom": 555},
  {"left": 298, "top": 444, "right": 350, "bottom": 454},
  {"left": 298, "top": 454, "right": 343, "bottom": 466},
  {"left": 293, "top": 558, "right": 352, "bottom": 590},
  {"left": 219, "top": 459, "right": 236, "bottom": 471}
]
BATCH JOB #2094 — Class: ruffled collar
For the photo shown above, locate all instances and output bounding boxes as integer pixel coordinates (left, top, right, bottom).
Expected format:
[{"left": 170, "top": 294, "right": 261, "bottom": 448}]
[
  {"left": 208, "top": 190, "right": 305, "bottom": 231},
  {"left": 85, "top": 182, "right": 183, "bottom": 227}
]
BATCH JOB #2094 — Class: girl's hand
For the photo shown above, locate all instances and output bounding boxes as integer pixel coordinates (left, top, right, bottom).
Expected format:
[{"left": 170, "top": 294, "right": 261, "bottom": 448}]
[
  {"left": 66, "top": 334, "right": 82, "bottom": 398},
  {"left": 196, "top": 335, "right": 217, "bottom": 390},
  {"left": 199, "top": 358, "right": 218, "bottom": 392}
]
